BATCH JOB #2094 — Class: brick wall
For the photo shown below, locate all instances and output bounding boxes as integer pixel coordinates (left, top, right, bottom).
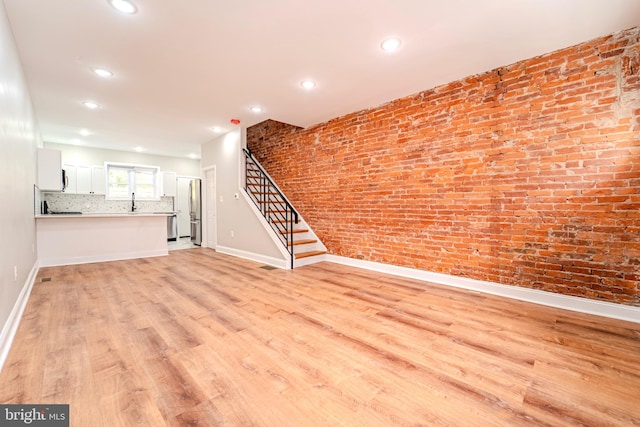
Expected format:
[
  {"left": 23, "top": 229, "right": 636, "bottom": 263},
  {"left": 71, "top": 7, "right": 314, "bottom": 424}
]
[{"left": 247, "top": 27, "right": 640, "bottom": 306}]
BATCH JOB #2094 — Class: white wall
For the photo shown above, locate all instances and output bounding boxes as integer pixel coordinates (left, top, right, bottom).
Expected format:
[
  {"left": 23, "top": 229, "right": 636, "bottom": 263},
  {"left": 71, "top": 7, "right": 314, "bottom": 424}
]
[
  {"left": 0, "top": 2, "right": 39, "bottom": 367},
  {"left": 44, "top": 142, "right": 200, "bottom": 176},
  {"left": 201, "top": 129, "right": 285, "bottom": 264}
]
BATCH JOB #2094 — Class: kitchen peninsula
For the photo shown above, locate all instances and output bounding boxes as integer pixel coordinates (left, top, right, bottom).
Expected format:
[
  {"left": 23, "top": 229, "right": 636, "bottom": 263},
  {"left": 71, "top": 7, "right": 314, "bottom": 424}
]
[{"left": 36, "top": 213, "right": 171, "bottom": 266}]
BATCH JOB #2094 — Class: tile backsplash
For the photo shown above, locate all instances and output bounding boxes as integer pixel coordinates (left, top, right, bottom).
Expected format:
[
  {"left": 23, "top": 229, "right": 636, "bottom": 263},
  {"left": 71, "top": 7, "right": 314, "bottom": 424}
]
[{"left": 43, "top": 193, "right": 174, "bottom": 214}]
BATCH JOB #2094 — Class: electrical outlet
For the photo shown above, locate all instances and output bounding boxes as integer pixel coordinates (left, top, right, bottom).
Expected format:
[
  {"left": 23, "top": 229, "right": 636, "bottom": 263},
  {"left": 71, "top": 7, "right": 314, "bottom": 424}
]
[{"left": 14, "top": 266, "right": 18, "bottom": 281}]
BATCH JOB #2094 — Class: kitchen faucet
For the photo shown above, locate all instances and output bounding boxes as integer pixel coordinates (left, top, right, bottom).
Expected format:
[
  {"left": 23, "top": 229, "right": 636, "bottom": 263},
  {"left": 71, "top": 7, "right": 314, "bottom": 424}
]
[{"left": 131, "top": 192, "right": 136, "bottom": 212}]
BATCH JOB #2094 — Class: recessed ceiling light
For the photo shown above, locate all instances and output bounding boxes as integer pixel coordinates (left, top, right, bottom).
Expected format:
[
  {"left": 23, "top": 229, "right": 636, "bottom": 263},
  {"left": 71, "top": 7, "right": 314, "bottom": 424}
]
[
  {"left": 71, "top": 138, "right": 83, "bottom": 145},
  {"left": 301, "top": 80, "right": 316, "bottom": 90},
  {"left": 134, "top": 146, "right": 144, "bottom": 152},
  {"left": 211, "top": 126, "right": 223, "bottom": 133},
  {"left": 79, "top": 129, "right": 92, "bottom": 136},
  {"left": 92, "top": 67, "right": 113, "bottom": 78},
  {"left": 189, "top": 153, "right": 198, "bottom": 159},
  {"left": 250, "top": 106, "right": 263, "bottom": 113},
  {"left": 381, "top": 37, "right": 402, "bottom": 52},
  {"left": 109, "top": 0, "right": 137, "bottom": 14},
  {"left": 83, "top": 101, "right": 100, "bottom": 109}
]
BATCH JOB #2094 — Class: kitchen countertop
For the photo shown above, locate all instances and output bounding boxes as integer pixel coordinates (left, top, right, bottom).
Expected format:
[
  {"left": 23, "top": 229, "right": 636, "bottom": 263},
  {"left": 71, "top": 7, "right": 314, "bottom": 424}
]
[{"left": 36, "top": 212, "right": 176, "bottom": 218}]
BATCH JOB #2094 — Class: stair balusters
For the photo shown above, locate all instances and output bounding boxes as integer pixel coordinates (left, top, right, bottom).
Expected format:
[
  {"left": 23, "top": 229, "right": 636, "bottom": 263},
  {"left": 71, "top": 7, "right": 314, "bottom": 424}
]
[{"left": 243, "top": 148, "right": 298, "bottom": 269}]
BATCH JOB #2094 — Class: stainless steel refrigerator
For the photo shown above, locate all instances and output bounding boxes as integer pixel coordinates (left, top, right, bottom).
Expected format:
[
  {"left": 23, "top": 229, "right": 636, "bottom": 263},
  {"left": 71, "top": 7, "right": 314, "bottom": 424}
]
[{"left": 188, "top": 179, "right": 202, "bottom": 246}]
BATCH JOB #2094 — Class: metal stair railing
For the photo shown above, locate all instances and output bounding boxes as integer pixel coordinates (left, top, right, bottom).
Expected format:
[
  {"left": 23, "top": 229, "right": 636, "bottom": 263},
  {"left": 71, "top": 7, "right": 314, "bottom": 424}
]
[{"left": 242, "top": 148, "right": 299, "bottom": 269}]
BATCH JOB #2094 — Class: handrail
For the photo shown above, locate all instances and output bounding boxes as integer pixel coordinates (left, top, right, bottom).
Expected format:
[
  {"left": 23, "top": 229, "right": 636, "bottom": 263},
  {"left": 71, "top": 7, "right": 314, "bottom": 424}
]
[{"left": 243, "top": 148, "right": 299, "bottom": 269}]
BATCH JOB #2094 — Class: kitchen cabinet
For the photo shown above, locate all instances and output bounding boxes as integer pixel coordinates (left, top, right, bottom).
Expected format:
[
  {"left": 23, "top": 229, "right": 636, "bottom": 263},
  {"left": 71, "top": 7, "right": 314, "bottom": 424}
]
[
  {"left": 162, "top": 171, "right": 177, "bottom": 197},
  {"left": 37, "top": 148, "right": 63, "bottom": 191},
  {"left": 76, "top": 165, "right": 105, "bottom": 194},
  {"left": 92, "top": 166, "right": 106, "bottom": 194},
  {"left": 76, "top": 165, "right": 92, "bottom": 193},
  {"left": 63, "top": 164, "right": 106, "bottom": 194},
  {"left": 62, "top": 163, "right": 77, "bottom": 193}
]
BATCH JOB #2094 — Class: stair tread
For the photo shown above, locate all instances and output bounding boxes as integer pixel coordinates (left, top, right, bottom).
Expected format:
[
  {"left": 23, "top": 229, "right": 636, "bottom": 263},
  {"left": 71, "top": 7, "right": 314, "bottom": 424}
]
[
  {"left": 295, "top": 250, "right": 327, "bottom": 259},
  {"left": 288, "top": 239, "right": 317, "bottom": 246}
]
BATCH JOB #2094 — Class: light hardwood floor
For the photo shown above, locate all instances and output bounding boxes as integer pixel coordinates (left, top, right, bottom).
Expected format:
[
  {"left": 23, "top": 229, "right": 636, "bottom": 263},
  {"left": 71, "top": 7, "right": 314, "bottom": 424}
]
[{"left": 1, "top": 249, "right": 639, "bottom": 426}]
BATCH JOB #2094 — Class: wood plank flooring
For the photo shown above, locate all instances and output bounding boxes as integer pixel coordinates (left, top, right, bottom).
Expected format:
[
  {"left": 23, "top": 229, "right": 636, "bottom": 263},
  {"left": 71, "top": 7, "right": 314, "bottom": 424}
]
[{"left": 1, "top": 248, "right": 639, "bottom": 426}]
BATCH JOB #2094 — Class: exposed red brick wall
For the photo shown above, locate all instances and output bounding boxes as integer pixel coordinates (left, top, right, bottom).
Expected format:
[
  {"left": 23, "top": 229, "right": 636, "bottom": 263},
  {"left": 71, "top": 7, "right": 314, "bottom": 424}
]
[
  {"left": 247, "top": 120, "right": 302, "bottom": 153},
  {"left": 247, "top": 27, "right": 640, "bottom": 306}
]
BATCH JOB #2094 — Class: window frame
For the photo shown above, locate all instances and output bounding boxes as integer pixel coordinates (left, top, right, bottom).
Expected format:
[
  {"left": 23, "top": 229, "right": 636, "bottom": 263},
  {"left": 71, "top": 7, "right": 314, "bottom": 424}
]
[{"left": 105, "top": 162, "right": 162, "bottom": 201}]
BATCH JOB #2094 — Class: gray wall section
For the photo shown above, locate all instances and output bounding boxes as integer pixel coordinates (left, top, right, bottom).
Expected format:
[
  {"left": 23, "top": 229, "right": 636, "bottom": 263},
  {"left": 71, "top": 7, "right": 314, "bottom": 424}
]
[
  {"left": 201, "top": 128, "right": 284, "bottom": 261},
  {"left": 0, "top": 3, "right": 39, "bottom": 347},
  {"left": 44, "top": 142, "right": 201, "bottom": 177}
]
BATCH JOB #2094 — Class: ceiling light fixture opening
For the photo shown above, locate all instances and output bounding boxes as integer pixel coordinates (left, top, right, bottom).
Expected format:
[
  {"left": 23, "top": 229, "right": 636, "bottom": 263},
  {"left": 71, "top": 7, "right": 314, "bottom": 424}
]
[
  {"left": 211, "top": 126, "right": 223, "bottom": 133},
  {"left": 134, "top": 146, "right": 144, "bottom": 152},
  {"left": 301, "top": 80, "right": 316, "bottom": 90},
  {"left": 250, "top": 106, "right": 263, "bottom": 113},
  {"left": 189, "top": 153, "right": 198, "bottom": 159},
  {"left": 381, "top": 37, "right": 402, "bottom": 52},
  {"left": 79, "top": 129, "right": 92, "bottom": 136},
  {"left": 92, "top": 68, "right": 113, "bottom": 78},
  {"left": 109, "top": 0, "right": 137, "bottom": 14},
  {"left": 83, "top": 101, "right": 100, "bottom": 109}
]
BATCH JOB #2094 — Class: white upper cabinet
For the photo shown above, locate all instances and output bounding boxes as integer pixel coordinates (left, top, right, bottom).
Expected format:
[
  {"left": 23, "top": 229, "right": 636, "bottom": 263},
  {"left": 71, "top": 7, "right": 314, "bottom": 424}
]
[
  {"left": 37, "top": 148, "right": 63, "bottom": 191},
  {"left": 62, "top": 164, "right": 106, "bottom": 194},
  {"left": 162, "top": 171, "right": 177, "bottom": 197},
  {"left": 92, "top": 166, "right": 106, "bottom": 195},
  {"left": 76, "top": 165, "right": 92, "bottom": 194}
]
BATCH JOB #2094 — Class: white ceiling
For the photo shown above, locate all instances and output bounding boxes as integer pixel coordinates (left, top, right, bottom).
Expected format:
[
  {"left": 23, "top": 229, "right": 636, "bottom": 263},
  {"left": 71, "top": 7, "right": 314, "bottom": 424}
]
[{"left": 4, "top": 0, "right": 640, "bottom": 159}]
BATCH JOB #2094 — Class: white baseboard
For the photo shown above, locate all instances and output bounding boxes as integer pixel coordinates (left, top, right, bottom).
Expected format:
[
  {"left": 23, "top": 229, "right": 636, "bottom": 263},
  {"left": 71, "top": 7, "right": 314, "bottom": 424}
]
[
  {"left": 0, "top": 261, "right": 39, "bottom": 373},
  {"left": 38, "top": 249, "right": 168, "bottom": 267},
  {"left": 326, "top": 255, "right": 640, "bottom": 324},
  {"left": 216, "top": 245, "right": 288, "bottom": 269}
]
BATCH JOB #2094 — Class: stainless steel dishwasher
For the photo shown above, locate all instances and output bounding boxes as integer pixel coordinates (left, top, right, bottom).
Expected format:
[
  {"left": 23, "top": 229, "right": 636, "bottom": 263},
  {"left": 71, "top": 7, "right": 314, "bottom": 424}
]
[{"left": 167, "top": 213, "right": 178, "bottom": 241}]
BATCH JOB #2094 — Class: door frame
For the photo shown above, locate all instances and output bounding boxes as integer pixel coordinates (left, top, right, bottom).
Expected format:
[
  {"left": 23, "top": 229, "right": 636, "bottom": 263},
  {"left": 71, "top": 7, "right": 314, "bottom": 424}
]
[{"left": 202, "top": 165, "right": 217, "bottom": 250}]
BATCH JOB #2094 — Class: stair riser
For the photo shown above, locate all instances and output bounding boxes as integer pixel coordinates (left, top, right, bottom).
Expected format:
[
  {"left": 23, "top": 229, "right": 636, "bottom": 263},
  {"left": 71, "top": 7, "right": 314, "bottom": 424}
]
[
  {"left": 288, "top": 239, "right": 318, "bottom": 247},
  {"left": 294, "top": 250, "right": 328, "bottom": 260}
]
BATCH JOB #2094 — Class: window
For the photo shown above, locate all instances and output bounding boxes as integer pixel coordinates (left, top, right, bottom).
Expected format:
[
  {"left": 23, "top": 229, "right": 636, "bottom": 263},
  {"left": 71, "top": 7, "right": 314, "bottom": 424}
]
[{"left": 106, "top": 162, "right": 161, "bottom": 200}]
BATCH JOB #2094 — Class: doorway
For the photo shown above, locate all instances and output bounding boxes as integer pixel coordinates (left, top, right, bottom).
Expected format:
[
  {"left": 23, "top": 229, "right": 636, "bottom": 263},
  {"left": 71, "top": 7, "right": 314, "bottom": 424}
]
[{"left": 204, "top": 167, "right": 217, "bottom": 249}]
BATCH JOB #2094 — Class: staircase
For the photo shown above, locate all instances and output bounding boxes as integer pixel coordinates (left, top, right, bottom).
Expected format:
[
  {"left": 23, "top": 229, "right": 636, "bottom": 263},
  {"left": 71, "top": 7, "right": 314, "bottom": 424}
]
[{"left": 243, "top": 148, "right": 326, "bottom": 268}]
